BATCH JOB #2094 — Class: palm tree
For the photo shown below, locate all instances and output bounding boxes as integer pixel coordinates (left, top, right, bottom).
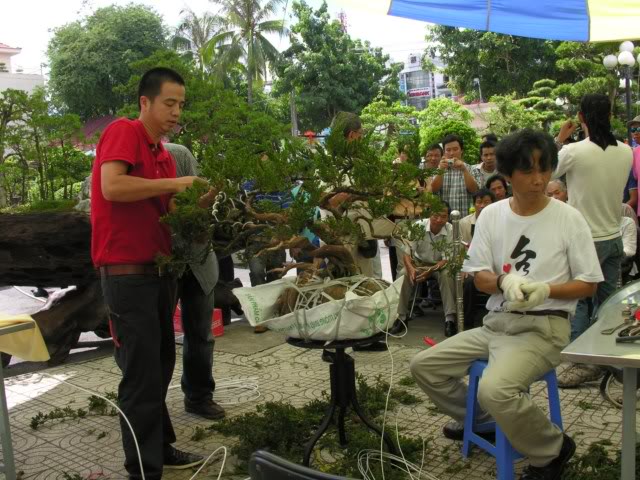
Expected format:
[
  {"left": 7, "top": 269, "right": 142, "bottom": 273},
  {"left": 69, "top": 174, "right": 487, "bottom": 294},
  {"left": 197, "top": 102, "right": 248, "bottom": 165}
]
[
  {"left": 206, "top": 0, "right": 287, "bottom": 104},
  {"left": 171, "top": 8, "right": 225, "bottom": 75}
]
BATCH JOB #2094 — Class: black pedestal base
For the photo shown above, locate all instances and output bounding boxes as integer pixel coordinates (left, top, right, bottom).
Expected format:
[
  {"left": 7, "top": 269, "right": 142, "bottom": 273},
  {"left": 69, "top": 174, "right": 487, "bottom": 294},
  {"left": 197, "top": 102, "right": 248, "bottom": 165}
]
[{"left": 302, "top": 346, "right": 398, "bottom": 466}]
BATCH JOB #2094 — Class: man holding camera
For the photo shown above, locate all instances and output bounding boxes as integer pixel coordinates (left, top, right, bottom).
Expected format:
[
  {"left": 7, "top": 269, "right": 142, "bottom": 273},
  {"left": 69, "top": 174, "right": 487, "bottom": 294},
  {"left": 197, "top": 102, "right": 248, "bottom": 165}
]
[{"left": 430, "top": 134, "right": 479, "bottom": 216}]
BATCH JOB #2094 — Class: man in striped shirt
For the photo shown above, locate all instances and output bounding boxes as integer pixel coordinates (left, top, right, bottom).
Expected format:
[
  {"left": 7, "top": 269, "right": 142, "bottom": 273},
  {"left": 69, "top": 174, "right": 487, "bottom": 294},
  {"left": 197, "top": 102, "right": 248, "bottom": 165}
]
[{"left": 430, "top": 134, "right": 479, "bottom": 216}]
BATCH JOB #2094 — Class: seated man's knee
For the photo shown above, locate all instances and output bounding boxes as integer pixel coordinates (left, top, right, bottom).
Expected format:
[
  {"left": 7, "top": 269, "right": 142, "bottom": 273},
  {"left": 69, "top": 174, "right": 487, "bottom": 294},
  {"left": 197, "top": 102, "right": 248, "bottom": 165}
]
[
  {"left": 410, "top": 350, "right": 437, "bottom": 379},
  {"left": 477, "top": 374, "right": 512, "bottom": 413}
]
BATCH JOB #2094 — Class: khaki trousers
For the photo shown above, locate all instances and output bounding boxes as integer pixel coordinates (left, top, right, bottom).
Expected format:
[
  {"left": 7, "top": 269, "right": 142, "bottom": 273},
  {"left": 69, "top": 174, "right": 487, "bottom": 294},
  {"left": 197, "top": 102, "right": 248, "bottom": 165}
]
[
  {"left": 410, "top": 311, "right": 570, "bottom": 467},
  {"left": 397, "top": 266, "right": 456, "bottom": 318}
]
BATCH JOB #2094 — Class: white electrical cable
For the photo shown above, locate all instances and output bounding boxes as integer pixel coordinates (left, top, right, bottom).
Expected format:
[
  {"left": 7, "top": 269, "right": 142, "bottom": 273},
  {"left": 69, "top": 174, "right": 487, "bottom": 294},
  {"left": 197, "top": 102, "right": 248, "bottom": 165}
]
[
  {"left": 38, "top": 373, "right": 227, "bottom": 480},
  {"left": 168, "top": 377, "right": 261, "bottom": 405},
  {"left": 12, "top": 286, "right": 47, "bottom": 303},
  {"left": 353, "top": 278, "right": 440, "bottom": 480}
]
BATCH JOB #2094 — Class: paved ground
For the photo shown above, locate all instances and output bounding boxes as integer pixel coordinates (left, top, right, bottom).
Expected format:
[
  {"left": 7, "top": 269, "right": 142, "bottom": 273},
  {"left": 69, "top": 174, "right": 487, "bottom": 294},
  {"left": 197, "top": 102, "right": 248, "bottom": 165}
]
[{"left": 0, "top": 245, "right": 636, "bottom": 479}]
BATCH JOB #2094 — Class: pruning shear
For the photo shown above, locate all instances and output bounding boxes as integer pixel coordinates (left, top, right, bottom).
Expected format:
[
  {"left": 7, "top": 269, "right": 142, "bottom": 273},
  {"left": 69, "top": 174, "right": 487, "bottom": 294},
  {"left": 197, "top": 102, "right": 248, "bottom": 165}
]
[{"left": 615, "top": 324, "right": 640, "bottom": 343}]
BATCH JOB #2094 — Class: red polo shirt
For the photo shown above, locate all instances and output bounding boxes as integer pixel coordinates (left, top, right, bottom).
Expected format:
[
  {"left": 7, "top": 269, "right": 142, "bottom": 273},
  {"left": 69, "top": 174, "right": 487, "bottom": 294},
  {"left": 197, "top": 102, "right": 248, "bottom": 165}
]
[{"left": 90, "top": 118, "right": 176, "bottom": 267}]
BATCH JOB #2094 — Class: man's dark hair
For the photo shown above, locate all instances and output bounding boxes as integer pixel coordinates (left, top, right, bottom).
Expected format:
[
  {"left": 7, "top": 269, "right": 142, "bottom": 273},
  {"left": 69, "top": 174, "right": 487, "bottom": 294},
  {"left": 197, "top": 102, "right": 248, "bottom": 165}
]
[
  {"left": 435, "top": 200, "right": 450, "bottom": 215},
  {"left": 485, "top": 174, "right": 508, "bottom": 192},
  {"left": 425, "top": 143, "right": 443, "bottom": 156},
  {"left": 482, "top": 133, "right": 498, "bottom": 143},
  {"left": 332, "top": 111, "right": 362, "bottom": 138},
  {"left": 441, "top": 134, "right": 464, "bottom": 150},
  {"left": 479, "top": 140, "right": 496, "bottom": 158},
  {"left": 485, "top": 174, "right": 507, "bottom": 190},
  {"left": 496, "top": 129, "right": 558, "bottom": 177},
  {"left": 580, "top": 94, "right": 617, "bottom": 151},
  {"left": 137, "top": 67, "right": 185, "bottom": 111},
  {"left": 473, "top": 188, "right": 496, "bottom": 202}
]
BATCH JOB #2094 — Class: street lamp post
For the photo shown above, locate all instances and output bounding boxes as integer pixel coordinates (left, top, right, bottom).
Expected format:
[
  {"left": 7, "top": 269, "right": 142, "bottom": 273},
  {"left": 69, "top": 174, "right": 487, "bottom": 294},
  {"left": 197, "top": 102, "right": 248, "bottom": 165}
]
[{"left": 603, "top": 41, "right": 639, "bottom": 145}]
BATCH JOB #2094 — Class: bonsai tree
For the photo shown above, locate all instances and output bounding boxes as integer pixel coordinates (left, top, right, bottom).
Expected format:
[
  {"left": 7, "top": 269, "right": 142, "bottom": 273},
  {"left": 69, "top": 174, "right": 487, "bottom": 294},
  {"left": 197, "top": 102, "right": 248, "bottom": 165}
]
[{"left": 162, "top": 109, "right": 443, "bottom": 279}]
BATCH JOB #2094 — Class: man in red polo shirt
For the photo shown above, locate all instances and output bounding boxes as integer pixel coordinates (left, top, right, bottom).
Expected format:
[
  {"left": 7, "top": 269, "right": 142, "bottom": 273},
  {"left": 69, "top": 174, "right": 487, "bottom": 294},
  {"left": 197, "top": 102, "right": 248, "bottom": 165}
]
[{"left": 91, "top": 67, "right": 205, "bottom": 479}]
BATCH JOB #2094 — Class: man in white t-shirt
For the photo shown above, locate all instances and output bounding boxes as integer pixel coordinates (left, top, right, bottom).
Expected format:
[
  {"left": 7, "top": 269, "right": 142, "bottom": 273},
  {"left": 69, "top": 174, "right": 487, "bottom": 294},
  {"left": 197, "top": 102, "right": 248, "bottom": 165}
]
[
  {"left": 410, "top": 129, "right": 602, "bottom": 480},
  {"left": 553, "top": 94, "right": 633, "bottom": 388}
]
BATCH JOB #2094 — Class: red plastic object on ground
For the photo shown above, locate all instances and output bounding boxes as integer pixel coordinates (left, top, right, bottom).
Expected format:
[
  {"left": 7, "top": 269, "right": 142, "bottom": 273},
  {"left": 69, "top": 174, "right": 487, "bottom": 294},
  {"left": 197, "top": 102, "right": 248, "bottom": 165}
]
[
  {"left": 423, "top": 336, "right": 437, "bottom": 347},
  {"left": 173, "top": 302, "right": 224, "bottom": 337},
  {"left": 212, "top": 308, "right": 224, "bottom": 337},
  {"left": 173, "top": 303, "right": 183, "bottom": 333}
]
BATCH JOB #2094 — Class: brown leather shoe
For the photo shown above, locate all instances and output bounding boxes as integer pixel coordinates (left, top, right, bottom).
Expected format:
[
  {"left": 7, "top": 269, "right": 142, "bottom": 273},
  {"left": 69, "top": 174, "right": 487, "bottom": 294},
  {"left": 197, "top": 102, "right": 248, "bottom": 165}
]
[{"left": 254, "top": 325, "right": 268, "bottom": 334}]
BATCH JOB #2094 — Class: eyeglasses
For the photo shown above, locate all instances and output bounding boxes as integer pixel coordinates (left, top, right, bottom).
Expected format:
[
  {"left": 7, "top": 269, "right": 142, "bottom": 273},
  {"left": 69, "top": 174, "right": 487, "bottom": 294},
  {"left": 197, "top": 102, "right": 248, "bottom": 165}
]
[{"left": 631, "top": 127, "right": 640, "bottom": 133}]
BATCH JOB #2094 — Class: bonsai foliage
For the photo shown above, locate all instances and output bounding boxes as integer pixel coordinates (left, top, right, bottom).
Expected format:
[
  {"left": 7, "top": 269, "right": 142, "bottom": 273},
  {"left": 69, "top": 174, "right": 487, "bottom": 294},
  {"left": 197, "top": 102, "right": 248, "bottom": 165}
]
[
  {"left": 360, "top": 99, "right": 421, "bottom": 165},
  {"left": 162, "top": 106, "right": 441, "bottom": 277}
]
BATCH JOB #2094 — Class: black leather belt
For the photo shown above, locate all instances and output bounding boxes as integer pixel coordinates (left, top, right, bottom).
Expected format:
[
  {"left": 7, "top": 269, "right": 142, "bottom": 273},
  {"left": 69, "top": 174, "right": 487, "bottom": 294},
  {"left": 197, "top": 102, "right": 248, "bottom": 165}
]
[{"left": 510, "top": 310, "right": 569, "bottom": 320}]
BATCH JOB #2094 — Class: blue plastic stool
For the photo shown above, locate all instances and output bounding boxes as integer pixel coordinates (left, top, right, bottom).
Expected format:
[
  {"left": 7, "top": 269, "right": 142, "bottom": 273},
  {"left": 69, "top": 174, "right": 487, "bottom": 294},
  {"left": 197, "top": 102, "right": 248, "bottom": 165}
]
[{"left": 462, "top": 360, "right": 563, "bottom": 480}]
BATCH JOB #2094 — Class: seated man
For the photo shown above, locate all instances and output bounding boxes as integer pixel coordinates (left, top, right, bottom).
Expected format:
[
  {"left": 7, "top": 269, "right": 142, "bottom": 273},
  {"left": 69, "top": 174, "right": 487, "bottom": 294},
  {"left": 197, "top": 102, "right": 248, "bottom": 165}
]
[
  {"left": 459, "top": 188, "right": 496, "bottom": 245},
  {"left": 396, "top": 202, "right": 458, "bottom": 337},
  {"left": 460, "top": 189, "right": 495, "bottom": 329},
  {"left": 410, "top": 129, "right": 602, "bottom": 480}
]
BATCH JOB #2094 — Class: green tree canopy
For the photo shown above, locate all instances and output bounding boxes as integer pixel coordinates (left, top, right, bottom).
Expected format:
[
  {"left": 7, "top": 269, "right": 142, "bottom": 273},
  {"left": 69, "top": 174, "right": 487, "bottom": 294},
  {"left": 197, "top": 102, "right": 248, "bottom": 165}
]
[
  {"left": 416, "top": 97, "right": 472, "bottom": 127},
  {"left": 2, "top": 88, "right": 88, "bottom": 204},
  {"left": 171, "top": 8, "right": 226, "bottom": 75},
  {"left": 425, "top": 27, "right": 559, "bottom": 98},
  {"left": 47, "top": 4, "right": 168, "bottom": 119},
  {"left": 273, "top": 1, "right": 402, "bottom": 131},
  {"left": 204, "top": 0, "right": 287, "bottom": 104},
  {"left": 419, "top": 119, "right": 479, "bottom": 165},
  {"left": 485, "top": 94, "right": 543, "bottom": 138}
]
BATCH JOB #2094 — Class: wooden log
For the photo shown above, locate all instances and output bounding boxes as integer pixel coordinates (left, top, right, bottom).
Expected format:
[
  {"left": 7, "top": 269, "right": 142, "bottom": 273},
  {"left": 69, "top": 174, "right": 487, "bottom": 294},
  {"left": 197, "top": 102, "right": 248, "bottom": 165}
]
[{"left": 0, "top": 211, "right": 95, "bottom": 287}]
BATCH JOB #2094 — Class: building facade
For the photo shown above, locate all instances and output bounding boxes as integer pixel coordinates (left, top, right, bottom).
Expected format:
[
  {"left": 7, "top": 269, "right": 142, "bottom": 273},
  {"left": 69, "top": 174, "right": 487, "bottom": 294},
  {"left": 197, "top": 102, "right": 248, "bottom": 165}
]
[
  {"left": 399, "top": 53, "right": 452, "bottom": 111},
  {"left": 0, "top": 43, "right": 44, "bottom": 94}
]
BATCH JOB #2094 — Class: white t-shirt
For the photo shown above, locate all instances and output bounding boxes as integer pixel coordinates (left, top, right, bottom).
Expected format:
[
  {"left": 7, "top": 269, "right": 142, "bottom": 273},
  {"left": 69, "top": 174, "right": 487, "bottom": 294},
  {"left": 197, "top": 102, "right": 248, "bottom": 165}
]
[
  {"left": 555, "top": 138, "right": 632, "bottom": 241},
  {"left": 463, "top": 199, "right": 604, "bottom": 314}
]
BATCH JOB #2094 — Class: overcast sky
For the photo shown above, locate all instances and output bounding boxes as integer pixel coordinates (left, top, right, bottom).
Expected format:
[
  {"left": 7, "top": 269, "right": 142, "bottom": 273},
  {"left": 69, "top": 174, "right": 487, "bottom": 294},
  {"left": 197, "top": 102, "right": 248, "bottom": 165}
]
[{"left": 3, "top": 0, "right": 430, "bottom": 75}]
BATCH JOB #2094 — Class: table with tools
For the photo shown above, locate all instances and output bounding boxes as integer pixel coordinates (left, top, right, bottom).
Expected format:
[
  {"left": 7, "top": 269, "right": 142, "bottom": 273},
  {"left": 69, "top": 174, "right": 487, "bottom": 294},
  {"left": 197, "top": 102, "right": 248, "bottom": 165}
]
[{"left": 561, "top": 281, "right": 640, "bottom": 480}]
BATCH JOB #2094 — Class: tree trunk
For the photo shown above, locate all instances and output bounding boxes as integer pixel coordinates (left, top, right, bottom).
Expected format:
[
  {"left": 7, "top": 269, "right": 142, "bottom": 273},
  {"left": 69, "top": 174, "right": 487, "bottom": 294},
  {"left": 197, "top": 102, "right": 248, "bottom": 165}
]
[
  {"left": 0, "top": 211, "right": 94, "bottom": 287},
  {"left": 0, "top": 179, "right": 6, "bottom": 207},
  {"left": 33, "top": 281, "right": 110, "bottom": 365}
]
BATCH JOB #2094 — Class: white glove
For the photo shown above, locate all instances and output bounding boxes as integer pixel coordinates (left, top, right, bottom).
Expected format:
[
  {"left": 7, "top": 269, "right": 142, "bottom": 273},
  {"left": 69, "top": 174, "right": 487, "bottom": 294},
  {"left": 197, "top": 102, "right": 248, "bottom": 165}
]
[
  {"left": 499, "top": 273, "right": 530, "bottom": 302},
  {"left": 506, "top": 282, "right": 550, "bottom": 311}
]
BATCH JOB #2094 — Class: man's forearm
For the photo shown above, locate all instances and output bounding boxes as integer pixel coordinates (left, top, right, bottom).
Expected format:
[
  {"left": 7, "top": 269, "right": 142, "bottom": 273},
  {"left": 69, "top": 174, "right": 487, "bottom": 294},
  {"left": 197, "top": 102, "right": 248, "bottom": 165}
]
[
  {"left": 474, "top": 270, "right": 500, "bottom": 295},
  {"left": 430, "top": 175, "right": 443, "bottom": 192},
  {"left": 102, "top": 175, "right": 178, "bottom": 202},
  {"left": 549, "top": 280, "right": 597, "bottom": 300},
  {"left": 462, "top": 168, "right": 479, "bottom": 192}
]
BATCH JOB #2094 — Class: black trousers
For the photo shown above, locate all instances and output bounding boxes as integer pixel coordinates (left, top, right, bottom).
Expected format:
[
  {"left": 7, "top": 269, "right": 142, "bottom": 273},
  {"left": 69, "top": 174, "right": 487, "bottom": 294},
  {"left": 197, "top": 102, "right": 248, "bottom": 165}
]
[
  {"left": 217, "top": 255, "right": 235, "bottom": 323},
  {"left": 101, "top": 274, "right": 177, "bottom": 480},
  {"left": 462, "top": 276, "right": 489, "bottom": 330},
  {"left": 176, "top": 270, "right": 216, "bottom": 403}
]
